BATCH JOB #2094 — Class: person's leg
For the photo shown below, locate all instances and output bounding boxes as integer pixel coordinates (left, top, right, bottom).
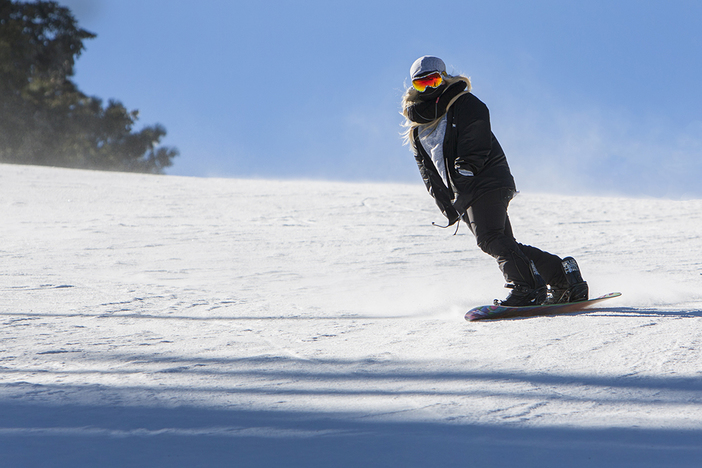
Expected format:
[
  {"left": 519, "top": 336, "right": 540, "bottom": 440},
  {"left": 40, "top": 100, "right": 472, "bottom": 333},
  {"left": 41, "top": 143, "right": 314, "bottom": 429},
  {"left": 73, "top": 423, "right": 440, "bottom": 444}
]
[
  {"left": 465, "top": 188, "right": 586, "bottom": 304},
  {"left": 518, "top": 244, "right": 564, "bottom": 287},
  {"left": 502, "top": 206, "right": 588, "bottom": 303},
  {"left": 465, "top": 188, "right": 535, "bottom": 287},
  {"left": 464, "top": 189, "right": 547, "bottom": 305}
]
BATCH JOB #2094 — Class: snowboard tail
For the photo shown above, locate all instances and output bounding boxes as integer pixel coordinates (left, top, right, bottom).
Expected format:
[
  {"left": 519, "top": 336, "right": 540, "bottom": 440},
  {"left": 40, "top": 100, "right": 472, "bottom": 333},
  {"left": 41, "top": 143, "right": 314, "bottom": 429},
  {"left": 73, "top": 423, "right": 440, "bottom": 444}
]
[{"left": 465, "top": 292, "right": 622, "bottom": 322}]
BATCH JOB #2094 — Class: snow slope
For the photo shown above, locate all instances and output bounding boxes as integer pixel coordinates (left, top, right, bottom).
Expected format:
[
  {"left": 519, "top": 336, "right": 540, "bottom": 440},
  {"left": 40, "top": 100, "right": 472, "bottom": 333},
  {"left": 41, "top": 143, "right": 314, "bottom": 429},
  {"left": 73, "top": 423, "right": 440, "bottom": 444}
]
[{"left": 1, "top": 163, "right": 701, "bottom": 467}]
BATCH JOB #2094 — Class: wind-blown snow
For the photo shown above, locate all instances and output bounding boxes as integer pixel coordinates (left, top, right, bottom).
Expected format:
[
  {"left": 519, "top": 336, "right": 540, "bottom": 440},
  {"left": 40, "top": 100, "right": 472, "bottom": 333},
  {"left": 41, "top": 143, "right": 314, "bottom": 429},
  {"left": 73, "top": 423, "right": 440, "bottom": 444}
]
[{"left": 1, "top": 163, "right": 701, "bottom": 467}]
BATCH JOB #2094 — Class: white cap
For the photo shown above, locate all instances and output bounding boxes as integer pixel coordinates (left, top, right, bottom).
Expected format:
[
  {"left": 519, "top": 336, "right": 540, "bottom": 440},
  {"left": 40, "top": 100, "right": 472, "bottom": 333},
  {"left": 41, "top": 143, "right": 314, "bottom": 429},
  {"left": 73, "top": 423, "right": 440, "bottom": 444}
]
[{"left": 410, "top": 56, "right": 446, "bottom": 79}]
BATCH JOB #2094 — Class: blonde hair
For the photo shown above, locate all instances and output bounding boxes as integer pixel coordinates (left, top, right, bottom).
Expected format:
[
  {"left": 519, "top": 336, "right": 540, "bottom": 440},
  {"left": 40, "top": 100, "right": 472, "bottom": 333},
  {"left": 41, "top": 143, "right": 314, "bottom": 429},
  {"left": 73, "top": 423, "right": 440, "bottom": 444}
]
[{"left": 400, "top": 74, "right": 472, "bottom": 146}]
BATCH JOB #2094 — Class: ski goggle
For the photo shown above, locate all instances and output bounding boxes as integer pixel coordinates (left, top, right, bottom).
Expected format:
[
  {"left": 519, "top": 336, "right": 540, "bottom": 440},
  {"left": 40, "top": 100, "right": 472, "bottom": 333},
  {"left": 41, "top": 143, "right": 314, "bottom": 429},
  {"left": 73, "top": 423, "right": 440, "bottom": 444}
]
[{"left": 412, "top": 72, "right": 443, "bottom": 92}]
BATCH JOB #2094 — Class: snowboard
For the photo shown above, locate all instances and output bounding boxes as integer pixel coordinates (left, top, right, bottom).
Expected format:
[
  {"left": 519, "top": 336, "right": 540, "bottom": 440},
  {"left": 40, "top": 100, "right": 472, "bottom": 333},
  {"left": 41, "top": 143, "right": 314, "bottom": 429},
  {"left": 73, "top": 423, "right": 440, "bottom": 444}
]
[{"left": 465, "top": 292, "right": 622, "bottom": 321}]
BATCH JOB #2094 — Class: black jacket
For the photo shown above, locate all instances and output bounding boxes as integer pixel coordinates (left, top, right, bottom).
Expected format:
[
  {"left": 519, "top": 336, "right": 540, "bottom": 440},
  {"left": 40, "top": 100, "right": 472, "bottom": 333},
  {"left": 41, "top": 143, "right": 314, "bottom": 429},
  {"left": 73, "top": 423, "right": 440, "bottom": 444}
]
[{"left": 412, "top": 91, "right": 516, "bottom": 225}]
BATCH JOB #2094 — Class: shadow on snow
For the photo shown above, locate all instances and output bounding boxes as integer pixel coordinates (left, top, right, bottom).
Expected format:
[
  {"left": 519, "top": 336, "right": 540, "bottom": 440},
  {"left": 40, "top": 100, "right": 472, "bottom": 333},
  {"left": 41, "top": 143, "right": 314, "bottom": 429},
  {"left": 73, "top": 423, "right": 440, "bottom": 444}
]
[
  {"left": 1, "top": 355, "right": 700, "bottom": 468},
  {"left": 0, "top": 402, "right": 700, "bottom": 468}
]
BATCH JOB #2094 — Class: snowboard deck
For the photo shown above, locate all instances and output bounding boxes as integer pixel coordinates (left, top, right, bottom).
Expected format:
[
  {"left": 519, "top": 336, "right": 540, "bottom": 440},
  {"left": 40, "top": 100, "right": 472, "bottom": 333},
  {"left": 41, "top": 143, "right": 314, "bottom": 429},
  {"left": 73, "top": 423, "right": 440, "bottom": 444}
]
[{"left": 465, "top": 292, "right": 622, "bottom": 321}]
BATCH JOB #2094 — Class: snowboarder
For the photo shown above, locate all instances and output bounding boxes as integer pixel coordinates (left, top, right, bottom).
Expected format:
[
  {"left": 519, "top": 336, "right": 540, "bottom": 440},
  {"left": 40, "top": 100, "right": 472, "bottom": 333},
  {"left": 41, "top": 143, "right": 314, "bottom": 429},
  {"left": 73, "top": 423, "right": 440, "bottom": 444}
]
[{"left": 401, "top": 55, "right": 588, "bottom": 306}]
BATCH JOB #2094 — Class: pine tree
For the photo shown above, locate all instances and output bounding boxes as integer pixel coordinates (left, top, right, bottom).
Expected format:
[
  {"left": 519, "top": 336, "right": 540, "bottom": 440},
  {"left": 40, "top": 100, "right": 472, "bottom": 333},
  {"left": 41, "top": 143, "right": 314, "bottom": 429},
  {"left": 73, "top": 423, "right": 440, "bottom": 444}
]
[{"left": 0, "top": 0, "right": 178, "bottom": 173}]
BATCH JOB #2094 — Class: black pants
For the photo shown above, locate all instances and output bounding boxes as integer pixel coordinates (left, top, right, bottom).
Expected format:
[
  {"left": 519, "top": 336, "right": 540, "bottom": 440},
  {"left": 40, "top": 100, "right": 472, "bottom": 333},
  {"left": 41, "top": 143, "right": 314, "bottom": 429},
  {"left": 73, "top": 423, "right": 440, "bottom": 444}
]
[{"left": 464, "top": 188, "right": 566, "bottom": 288}]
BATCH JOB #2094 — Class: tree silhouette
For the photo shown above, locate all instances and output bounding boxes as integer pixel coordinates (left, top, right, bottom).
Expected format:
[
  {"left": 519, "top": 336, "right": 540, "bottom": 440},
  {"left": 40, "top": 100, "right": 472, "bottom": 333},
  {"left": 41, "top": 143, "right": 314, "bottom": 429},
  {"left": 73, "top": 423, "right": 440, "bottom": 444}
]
[{"left": 0, "top": 0, "right": 178, "bottom": 173}]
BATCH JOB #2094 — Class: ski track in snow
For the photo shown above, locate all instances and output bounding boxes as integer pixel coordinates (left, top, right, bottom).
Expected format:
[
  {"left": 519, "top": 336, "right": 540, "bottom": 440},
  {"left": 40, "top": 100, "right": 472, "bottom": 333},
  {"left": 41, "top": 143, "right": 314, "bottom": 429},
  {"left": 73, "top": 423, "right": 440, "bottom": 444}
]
[{"left": 1, "top": 163, "right": 701, "bottom": 467}]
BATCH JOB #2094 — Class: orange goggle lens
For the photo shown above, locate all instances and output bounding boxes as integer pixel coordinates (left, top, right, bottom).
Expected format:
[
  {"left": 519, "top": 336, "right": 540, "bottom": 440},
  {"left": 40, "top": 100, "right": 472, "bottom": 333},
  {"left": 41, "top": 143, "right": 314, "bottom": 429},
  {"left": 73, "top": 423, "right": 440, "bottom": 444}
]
[{"left": 412, "top": 72, "right": 443, "bottom": 92}]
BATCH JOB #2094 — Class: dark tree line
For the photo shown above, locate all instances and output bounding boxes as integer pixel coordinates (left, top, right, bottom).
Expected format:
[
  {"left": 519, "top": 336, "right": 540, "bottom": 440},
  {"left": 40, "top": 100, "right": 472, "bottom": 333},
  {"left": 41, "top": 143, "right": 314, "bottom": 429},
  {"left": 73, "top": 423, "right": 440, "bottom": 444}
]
[{"left": 0, "top": 0, "right": 178, "bottom": 173}]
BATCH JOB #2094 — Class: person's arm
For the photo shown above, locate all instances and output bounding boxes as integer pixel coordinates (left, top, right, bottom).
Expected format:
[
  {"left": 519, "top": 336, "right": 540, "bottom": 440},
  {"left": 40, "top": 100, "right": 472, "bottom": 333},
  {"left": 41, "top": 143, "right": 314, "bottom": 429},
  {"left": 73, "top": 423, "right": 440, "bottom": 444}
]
[{"left": 453, "top": 95, "right": 493, "bottom": 178}]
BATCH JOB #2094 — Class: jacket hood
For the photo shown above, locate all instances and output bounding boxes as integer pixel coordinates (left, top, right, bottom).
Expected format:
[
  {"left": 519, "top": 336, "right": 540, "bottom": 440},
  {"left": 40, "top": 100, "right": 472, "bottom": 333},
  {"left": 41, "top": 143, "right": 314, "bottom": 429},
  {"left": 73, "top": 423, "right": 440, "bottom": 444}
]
[{"left": 405, "top": 81, "right": 468, "bottom": 124}]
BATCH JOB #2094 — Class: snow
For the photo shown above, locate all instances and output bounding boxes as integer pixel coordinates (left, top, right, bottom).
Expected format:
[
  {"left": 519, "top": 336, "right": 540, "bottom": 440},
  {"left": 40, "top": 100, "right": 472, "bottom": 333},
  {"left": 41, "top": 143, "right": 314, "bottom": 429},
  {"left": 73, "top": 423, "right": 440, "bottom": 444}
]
[{"left": 1, "top": 162, "right": 701, "bottom": 467}]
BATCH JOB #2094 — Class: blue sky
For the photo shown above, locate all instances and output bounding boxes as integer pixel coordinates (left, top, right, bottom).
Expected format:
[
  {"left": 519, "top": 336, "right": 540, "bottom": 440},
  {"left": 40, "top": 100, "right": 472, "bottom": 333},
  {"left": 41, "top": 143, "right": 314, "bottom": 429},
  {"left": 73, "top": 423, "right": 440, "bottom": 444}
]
[{"left": 63, "top": 0, "right": 702, "bottom": 197}]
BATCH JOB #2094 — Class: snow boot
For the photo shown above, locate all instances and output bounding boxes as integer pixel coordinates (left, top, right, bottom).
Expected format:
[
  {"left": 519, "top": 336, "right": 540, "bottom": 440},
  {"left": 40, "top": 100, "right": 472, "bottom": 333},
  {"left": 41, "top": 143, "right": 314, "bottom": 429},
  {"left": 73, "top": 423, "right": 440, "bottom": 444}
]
[
  {"left": 495, "top": 261, "right": 547, "bottom": 307},
  {"left": 547, "top": 257, "right": 589, "bottom": 304}
]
